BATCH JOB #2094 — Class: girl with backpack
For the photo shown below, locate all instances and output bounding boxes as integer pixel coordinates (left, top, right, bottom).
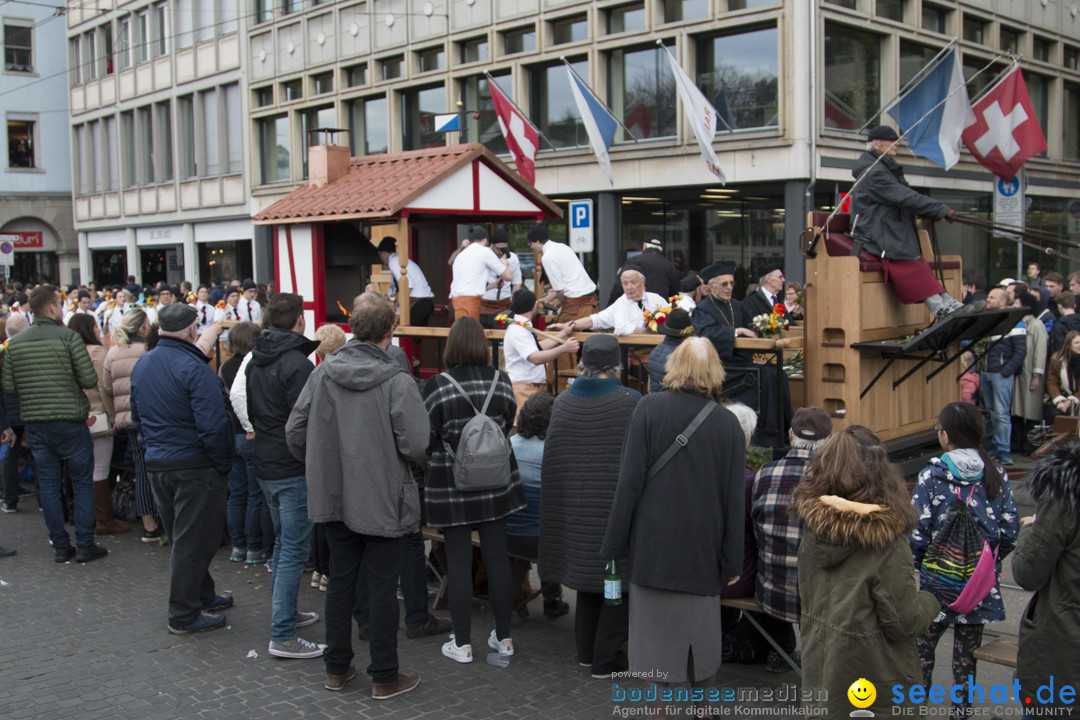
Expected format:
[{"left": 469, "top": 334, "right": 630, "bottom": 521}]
[{"left": 911, "top": 402, "right": 1019, "bottom": 718}]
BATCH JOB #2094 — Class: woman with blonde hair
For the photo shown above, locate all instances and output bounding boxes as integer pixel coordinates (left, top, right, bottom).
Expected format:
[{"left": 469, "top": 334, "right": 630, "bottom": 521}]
[
  {"left": 602, "top": 337, "right": 746, "bottom": 708},
  {"left": 103, "top": 308, "right": 163, "bottom": 542},
  {"left": 1047, "top": 330, "right": 1080, "bottom": 417}
]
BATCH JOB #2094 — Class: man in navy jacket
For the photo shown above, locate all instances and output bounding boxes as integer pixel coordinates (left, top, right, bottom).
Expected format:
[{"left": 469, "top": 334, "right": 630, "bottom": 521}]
[
  {"left": 981, "top": 287, "right": 1027, "bottom": 465},
  {"left": 131, "top": 302, "right": 234, "bottom": 635}
]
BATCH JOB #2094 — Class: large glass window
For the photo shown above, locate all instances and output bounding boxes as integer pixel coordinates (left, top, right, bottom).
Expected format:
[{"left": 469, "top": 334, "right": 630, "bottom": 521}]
[
  {"left": 922, "top": 3, "right": 948, "bottom": 33},
  {"left": 899, "top": 41, "right": 937, "bottom": 88},
  {"left": 503, "top": 27, "right": 535, "bottom": 55},
  {"left": 259, "top": 115, "right": 290, "bottom": 184},
  {"left": 175, "top": 0, "right": 193, "bottom": 48},
  {"left": 824, "top": 24, "right": 880, "bottom": 131},
  {"left": 459, "top": 37, "right": 487, "bottom": 64},
  {"left": 402, "top": 85, "right": 446, "bottom": 151},
  {"left": 156, "top": 102, "right": 173, "bottom": 181},
  {"left": 90, "top": 120, "right": 103, "bottom": 191},
  {"left": 137, "top": 9, "right": 150, "bottom": 64},
  {"left": 4, "top": 22, "right": 32, "bottom": 72},
  {"left": 662, "top": 0, "right": 708, "bottom": 23},
  {"left": 120, "top": 111, "right": 136, "bottom": 187},
  {"left": 696, "top": 27, "right": 780, "bottom": 131},
  {"left": 7, "top": 119, "right": 35, "bottom": 168},
  {"left": 254, "top": 0, "right": 273, "bottom": 24},
  {"left": 201, "top": 88, "right": 219, "bottom": 176},
  {"left": 117, "top": 16, "right": 132, "bottom": 69},
  {"left": 301, "top": 105, "right": 337, "bottom": 178},
  {"left": 530, "top": 60, "right": 588, "bottom": 149},
  {"left": 85, "top": 30, "right": 98, "bottom": 80},
  {"left": 104, "top": 116, "right": 117, "bottom": 190},
  {"left": 877, "top": 0, "right": 903, "bottom": 22},
  {"left": 606, "top": 2, "right": 644, "bottom": 34},
  {"left": 551, "top": 15, "right": 587, "bottom": 45},
  {"left": 178, "top": 95, "right": 196, "bottom": 178},
  {"left": 963, "top": 16, "right": 985, "bottom": 45},
  {"left": 1066, "top": 83, "right": 1080, "bottom": 161},
  {"left": 69, "top": 38, "right": 81, "bottom": 85},
  {"left": 200, "top": 240, "right": 252, "bottom": 286},
  {"left": 460, "top": 73, "right": 510, "bottom": 154},
  {"left": 608, "top": 46, "right": 676, "bottom": 141},
  {"left": 224, "top": 84, "right": 241, "bottom": 173},
  {"left": 138, "top": 106, "right": 154, "bottom": 184},
  {"left": 417, "top": 47, "right": 444, "bottom": 73},
  {"left": 963, "top": 58, "right": 1007, "bottom": 103},
  {"left": 154, "top": 2, "right": 169, "bottom": 56},
  {"left": 346, "top": 96, "right": 388, "bottom": 156},
  {"left": 380, "top": 56, "right": 403, "bottom": 81},
  {"left": 1027, "top": 73, "right": 1049, "bottom": 159}
]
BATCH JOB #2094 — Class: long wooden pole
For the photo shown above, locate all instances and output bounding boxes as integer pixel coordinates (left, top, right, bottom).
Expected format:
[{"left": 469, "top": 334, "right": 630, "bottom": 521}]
[{"left": 396, "top": 217, "right": 410, "bottom": 326}]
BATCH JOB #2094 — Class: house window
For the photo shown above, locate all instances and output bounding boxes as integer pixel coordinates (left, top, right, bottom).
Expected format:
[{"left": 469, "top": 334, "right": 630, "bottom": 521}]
[
  {"left": 876, "top": 0, "right": 903, "bottom": 22},
  {"left": 459, "top": 37, "right": 487, "bottom": 64},
  {"left": 605, "top": 2, "right": 644, "bottom": 34},
  {"left": 259, "top": 115, "right": 290, "bottom": 184},
  {"left": 922, "top": 3, "right": 947, "bottom": 33},
  {"left": 824, "top": 23, "right": 880, "bottom": 131},
  {"left": 86, "top": 29, "right": 99, "bottom": 80},
  {"left": 825, "top": 0, "right": 856, "bottom": 7},
  {"left": 156, "top": 102, "right": 173, "bottom": 181},
  {"left": 178, "top": 95, "right": 196, "bottom": 178},
  {"left": 4, "top": 22, "right": 32, "bottom": 72},
  {"left": 255, "top": 0, "right": 273, "bottom": 24},
  {"left": 380, "top": 55, "right": 403, "bottom": 81},
  {"left": 963, "top": 16, "right": 985, "bottom": 45},
  {"left": 1033, "top": 37, "right": 1052, "bottom": 63},
  {"left": 551, "top": 15, "right": 587, "bottom": 45},
  {"left": 281, "top": 79, "right": 302, "bottom": 101},
  {"left": 154, "top": 2, "right": 169, "bottom": 57},
  {"left": 899, "top": 41, "right": 937, "bottom": 87},
  {"left": 104, "top": 116, "right": 117, "bottom": 190},
  {"left": 344, "top": 63, "right": 367, "bottom": 87},
  {"left": 529, "top": 59, "right": 588, "bottom": 149},
  {"left": 253, "top": 86, "right": 274, "bottom": 107},
  {"left": 1066, "top": 46, "right": 1079, "bottom": 71},
  {"left": 1065, "top": 83, "right": 1080, "bottom": 161},
  {"left": 1000, "top": 27, "right": 1021, "bottom": 54},
  {"left": 224, "top": 84, "right": 242, "bottom": 174},
  {"left": 696, "top": 27, "right": 780, "bottom": 131},
  {"left": 69, "top": 38, "right": 81, "bottom": 86},
  {"left": 300, "top": 105, "right": 337, "bottom": 178},
  {"left": 401, "top": 85, "right": 445, "bottom": 151},
  {"left": 200, "top": 88, "right": 219, "bottom": 176},
  {"left": 1026, "top": 73, "right": 1049, "bottom": 159},
  {"left": 608, "top": 46, "right": 676, "bottom": 141},
  {"left": 313, "top": 72, "right": 333, "bottom": 94},
  {"left": 118, "top": 16, "right": 133, "bottom": 69},
  {"left": 7, "top": 118, "right": 35, "bottom": 167},
  {"left": 728, "top": 0, "right": 776, "bottom": 8},
  {"left": 90, "top": 121, "right": 104, "bottom": 191},
  {"left": 503, "top": 27, "right": 536, "bottom": 55},
  {"left": 662, "top": 0, "right": 708, "bottom": 23},
  {"left": 138, "top": 105, "right": 154, "bottom": 184},
  {"left": 963, "top": 58, "right": 1007, "bottom": 101},
  {"left": 282, "top": 0, "right": 301, "bottom": 15},
  {"left": 346, "top": 95, "right": 388, "bottom": 156},
  {"left": 417, "top": 47, "right": 444, "bottom": 73},
  {"left": 101, "top": 23, "right": 113, "bottom": 75},
  {"left": 120, "top": 111, "right": 136, "bottom": 188},
  {"left": 137, "top": 9, "right": 150, "bottom": 64},
  {"left": 75, "top": 125, "right": 90, "bottom": 193},
  {"left": 459, "top": 73, "right": 510, "bottom": 155}
]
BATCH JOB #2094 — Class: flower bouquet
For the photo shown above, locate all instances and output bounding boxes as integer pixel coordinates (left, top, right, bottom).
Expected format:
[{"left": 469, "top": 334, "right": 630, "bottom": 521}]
[
  {"left": 751, "top": 303, "right": 790, "bottom": 339},
  {"left": 640, "top": 294, "right": 694, "bottom": 333}
]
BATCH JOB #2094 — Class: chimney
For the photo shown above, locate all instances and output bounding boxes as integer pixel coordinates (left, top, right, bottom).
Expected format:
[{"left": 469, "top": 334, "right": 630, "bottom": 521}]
[{"left": 308, "top": 143, "right": 350, "bottom": 188}]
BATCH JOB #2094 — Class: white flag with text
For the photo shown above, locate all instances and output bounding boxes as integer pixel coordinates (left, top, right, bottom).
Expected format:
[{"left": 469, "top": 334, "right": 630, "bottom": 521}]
[{"left": 664, "top": 48, "right": 726, "bottom": 183}]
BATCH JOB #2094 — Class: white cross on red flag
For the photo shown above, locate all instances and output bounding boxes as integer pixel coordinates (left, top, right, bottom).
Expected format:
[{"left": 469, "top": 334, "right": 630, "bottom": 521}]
[
  {"left": 961, "top": 67, "right": 1047, "bottom": 182},
  {"left": 488, "top": 80, "right": 539, "bottom": 185}
]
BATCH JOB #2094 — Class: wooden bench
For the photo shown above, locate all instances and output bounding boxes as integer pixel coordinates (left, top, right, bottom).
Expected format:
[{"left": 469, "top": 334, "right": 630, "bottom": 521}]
[
  {"left": 421, "top": 526, "right": 546, "bottom": 616},
  {"left": 973, "top": 634, "right": 1018, "bottom": 668},
  {"left": 719, "top": 596, "right": 802, "bottom": 676}
]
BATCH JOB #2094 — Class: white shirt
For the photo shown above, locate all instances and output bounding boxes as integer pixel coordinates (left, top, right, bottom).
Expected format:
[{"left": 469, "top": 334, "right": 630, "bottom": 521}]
[
  {"left": 589, "top": 292, "right": 667, "bottom": 336},
  {"left": 239, "top": 298, "right": 262, "bottom": 323},
  {"left": 540, "top": 241, "right": 597, "bottom": 298},
  {"left": 483, "top": 252, "right": 522, "bottom": 301},
  {"left": 503, "top": 315, "right": 547, "bottom": 384},
  {"left": 758, "top": 287, "right": 780, "bottom": 308},
  {"left": 387, "top": 254, "right": 434, "bottom": 299},
  {"left": 105, "top": 302, "right": 133, "bottom": 333},
  {"left": 230, "top": 353, "right": 254, "bottom": 433},
  {"left": 449, "top": 243, "right": 507, "bottom": 298},
  {"left": 193, "top": 301, "right": 215, "bottom": 335},
  {"left": 214, "top": 302, "right": 242, "bottom": 323},
  {"left": 63, "top": 307, "right": 90, "bottom": 326}
]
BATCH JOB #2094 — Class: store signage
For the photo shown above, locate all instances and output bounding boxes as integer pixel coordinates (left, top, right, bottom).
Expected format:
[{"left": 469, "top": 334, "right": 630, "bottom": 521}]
[{"left": 6, "top": 231, "right": 43, "bottom": 249}]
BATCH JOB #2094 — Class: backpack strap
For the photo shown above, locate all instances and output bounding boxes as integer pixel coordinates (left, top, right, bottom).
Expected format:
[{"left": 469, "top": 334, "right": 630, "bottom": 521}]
[
  {"left": 644, "top": 400, "right": 717, "bottom": 485},
  {"left": 440, "top": 372, "right": 480, "bottom": 416},
  {"left": 479, "top": 373, "right": 501, "bottom": 416}
]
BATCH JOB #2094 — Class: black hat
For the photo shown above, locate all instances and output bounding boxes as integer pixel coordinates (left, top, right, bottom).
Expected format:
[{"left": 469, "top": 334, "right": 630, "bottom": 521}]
[
  {"left": 679, "top": 275, "right": 703, "bottom": 294},
  {"left": 791, "top": 406, "right": 833, "bottom": 441},
  {"left": 76, "top": 290, "right": 91, "bottom": 301},
  {"left": 661, "top": 308, "right": 694, "bottom": 338},
  {"left": 867, "top": 125, "right": 899, "bottom": 142},
  {"left": 377, "top": 237, "right": 397, "bottom": 254},
  {"left": 242, "top": 279, "right": 257, "bottom": 291},
  {"left": 491, "top": 228, "right": 510, "bottom": 246},
  {"left": 225, "top": 286, "right": 240, "bottom": 298},
  {"left": 466, "top": 225, "right": 488, "bottom": 241},
  {"left": 701, "top": 259, "right": 737, "bottom": 281},
  {"left": 509, "top": 288, "right": 536, "bottom": 316},
  {"left": 758, "top": 262, "right": 783, "bottom": 279},
  {"left": 157, "top": 302, "right": 198, "bottom": 332},
  {"left": 643, "top": 234, "right": 663, "bottom": 250},
  {"left": 580, "top": 334, "right": 620, "bottom": 370},
  {"left": 527, "top": 223, "right": 549, "bottom": 243}
]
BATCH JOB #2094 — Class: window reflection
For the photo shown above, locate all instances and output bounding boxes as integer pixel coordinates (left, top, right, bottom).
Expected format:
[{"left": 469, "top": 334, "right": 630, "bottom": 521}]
[{"left": 696, "top": 27, "right": 779, "bottom": 131}]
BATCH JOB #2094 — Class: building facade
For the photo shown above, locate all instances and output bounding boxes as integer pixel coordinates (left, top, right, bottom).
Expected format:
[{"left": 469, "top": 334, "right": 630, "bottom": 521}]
[
  {"left": 243, "top": 0, "right": 1080, "bottom": 302},
  {"left": 65, "top": 0, "right": 265, "bottom": 289},
  {"left": 2, "top": 5, "right": 77, "bottom": 286}
]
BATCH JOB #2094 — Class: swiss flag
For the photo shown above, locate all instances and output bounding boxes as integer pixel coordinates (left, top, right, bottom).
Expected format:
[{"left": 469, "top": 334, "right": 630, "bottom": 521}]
[
  {"left": 488, "top": 80, "right": 539, "bottom": 185},
  {"left": 961, "top": 67, "right": 1047, "bottom": 182}
]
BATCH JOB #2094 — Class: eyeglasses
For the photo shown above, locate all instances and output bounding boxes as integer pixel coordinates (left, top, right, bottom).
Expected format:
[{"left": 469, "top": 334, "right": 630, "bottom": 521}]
[
  {"left": 709, "top": 280, "right": 735, "bottom": 289},
  {"left": 933, "top": 424, "right": 943, "bottom": 432}
]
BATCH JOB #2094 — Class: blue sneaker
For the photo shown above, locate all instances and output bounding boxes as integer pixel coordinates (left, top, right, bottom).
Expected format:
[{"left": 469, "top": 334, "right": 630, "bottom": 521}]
[
  {"left": 169, "top": 612, "right": 227, "bottom": 635},
  {"left": 997, "top": 454, "right": 1014, "bottom": 466},
  {"left": 203, "top": 594, "right": 234, "bottom": 612}
]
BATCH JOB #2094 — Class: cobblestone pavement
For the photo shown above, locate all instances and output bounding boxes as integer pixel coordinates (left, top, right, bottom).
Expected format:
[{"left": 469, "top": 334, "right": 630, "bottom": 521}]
[{"left": 0, "top": 484, "right": 1034, "bottom": 720}]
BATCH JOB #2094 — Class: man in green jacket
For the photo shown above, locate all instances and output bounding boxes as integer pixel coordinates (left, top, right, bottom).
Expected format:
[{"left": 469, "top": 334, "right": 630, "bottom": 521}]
[{"left": 2, "top": 285, "right": 107, "bottom": 563}]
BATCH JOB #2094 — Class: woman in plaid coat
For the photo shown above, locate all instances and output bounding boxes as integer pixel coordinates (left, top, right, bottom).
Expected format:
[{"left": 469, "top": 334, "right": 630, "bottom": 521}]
[{"left": 422, "top": 317, "right": 525, "bottom": 664}]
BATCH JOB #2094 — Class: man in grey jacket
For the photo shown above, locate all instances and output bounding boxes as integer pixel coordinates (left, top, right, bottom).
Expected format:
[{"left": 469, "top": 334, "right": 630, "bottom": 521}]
[{"left": 286, "top": 291, "right": 428, "bottom": 700}]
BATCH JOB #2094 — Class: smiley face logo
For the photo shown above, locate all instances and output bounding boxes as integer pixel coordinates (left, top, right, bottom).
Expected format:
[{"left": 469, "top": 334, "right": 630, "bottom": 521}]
[{"left": 847, "top": 678, "right": 876, "bottom": 709}]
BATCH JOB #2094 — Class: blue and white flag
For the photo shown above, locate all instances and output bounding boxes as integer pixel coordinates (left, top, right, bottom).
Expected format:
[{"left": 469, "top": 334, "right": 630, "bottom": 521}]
[
  {"left": 565, "top": 66, "right": 618, "bottom": 186},
  {"left": 433, "top": 113, "right": 460, "bottom": 133},
  {"left": 884, "top": 48, "right": 974, "bottom": 170}
]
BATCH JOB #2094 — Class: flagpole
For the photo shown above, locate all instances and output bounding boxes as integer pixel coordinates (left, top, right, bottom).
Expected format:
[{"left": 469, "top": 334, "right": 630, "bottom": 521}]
[
  {"left": 656, "top": 39, "right": 735, "bottom": 134},
  {"left": 483, "top": 71, "right": 560, "bottom": 151},
  {"left": 967, "top": 54, "right": 1022, "bottom": 106},
  {"left": 858, "top": 37, "right": 959, "bottom": 133},
  {"left": 559, "top": 57, "right": 640, "bottom": 143}
]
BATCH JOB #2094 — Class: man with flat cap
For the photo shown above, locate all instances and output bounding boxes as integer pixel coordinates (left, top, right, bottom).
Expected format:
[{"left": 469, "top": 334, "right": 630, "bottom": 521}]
[
  {"left": 449, "top": 225, "right": 512, "bottom": 322},
  {"left": 481, "top": 228, "right": 523, "bottom": 316},
  {"left": 742, "top": 263, "right": 786, "bottom": 322},
  {"left": 849, "top": 125, "right": 981, "bottom": 320},
  {"left": 606, "top": 234, "right": 680, "bottom": 307},
  {"left": 377, "top": 237, "right": 435, "bottom": 326},
  {"left": 502, "top": 288, "right": 579, "bottom": 423},
  {"left": 693, "top": 259, "right": 792, "bottom": 446}
]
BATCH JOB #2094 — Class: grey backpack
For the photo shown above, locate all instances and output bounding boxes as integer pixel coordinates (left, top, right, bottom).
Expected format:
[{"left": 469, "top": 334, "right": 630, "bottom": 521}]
[{"left": 440, "top": 373, "right": 512, "bottom": 492}]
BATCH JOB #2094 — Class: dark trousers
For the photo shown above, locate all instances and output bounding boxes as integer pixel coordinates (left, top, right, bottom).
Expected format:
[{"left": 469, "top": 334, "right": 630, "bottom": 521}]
[
  {"left": 353, "top": 530, "right": 428, "bottom": 630},
  {"left": 25, "top": 421, "right": 95, "bottom": 548},
  {"left": 128, "top": 429, "right": 158, "bottom": 518},
  {"left": 575, "top": 590, "right": 630, "bottom": 675},
  {"left": 917, "top": 622, "right": 985, "bottom": 713},
  {"left": 506, "top": 534, "right": 562, "bottom": 601},
  {"left": 1, "top": 424, "right": 24, "bottom": 506},
  {"left": 149, "top": 467, "right": 228, "bottom": 627},
  {"left": 443, "top": 518, "right": 513, "bottom": 646},
  {"left": 324, "top": 522, "right": 404, "bottom": 683},
  {"left": 756, "top": 614, "right": 797, "bottom": 653},
  {"left": 310, "top": 523, "right": 330, "bottom": 576}
]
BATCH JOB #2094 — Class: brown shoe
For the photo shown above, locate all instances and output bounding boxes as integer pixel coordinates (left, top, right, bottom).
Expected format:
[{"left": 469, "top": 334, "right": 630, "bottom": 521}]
[
  {"left": 372, "top": 671, "right": 420, "bottom": 700},
  {"left": 405, "top": 614, "right": 452, "bottom": 639},
  {"left": 325, "top": 664, "right": 357, "bottom": 691}
]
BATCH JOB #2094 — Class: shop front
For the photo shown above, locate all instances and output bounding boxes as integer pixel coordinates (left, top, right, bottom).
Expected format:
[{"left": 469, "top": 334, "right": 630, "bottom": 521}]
[{"left": 0, "top": 219, "right": 61, "bottom": 284}]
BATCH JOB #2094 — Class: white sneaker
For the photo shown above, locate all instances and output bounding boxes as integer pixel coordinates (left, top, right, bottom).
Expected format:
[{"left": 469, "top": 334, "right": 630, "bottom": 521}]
[
  {"left": 268, "top": 636, "right": 327, "bottom": 659},
  {"left": 488, "top": 629, "right": 514, "bottom": 656},
  {"left": 441, "top": 635, "right": 473, "bottom": 663}
]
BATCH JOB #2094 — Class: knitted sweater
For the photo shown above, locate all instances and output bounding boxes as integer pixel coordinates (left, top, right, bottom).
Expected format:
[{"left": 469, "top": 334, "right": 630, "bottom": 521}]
[{"left": 539, "top": 377, "right": 640, "bottom": 593}]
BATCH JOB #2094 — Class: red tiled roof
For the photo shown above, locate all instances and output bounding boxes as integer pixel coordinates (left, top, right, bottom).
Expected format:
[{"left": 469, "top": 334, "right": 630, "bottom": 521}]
[{"left": 253, "top": 143, "right": 562, "bottom": 225}]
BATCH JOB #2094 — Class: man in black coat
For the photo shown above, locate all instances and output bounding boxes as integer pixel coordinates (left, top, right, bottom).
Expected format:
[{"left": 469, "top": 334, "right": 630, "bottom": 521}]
[
  {"left": 742, "top": 263, "right": 786, "bottom": 321},
  {"left": 1050, "top": 292, "right": 1080, "bottom": 354},
  {"left": 606, "top": 235, "right": 680, "bottom": 306}
]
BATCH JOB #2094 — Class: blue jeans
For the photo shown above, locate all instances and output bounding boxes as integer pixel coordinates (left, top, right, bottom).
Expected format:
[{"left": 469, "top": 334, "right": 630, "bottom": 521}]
[
  {"left": 353, "top": 530, "right": 429, "bottom": 630},
  {"left": 259, "top": 475, "right": 313, "bottom": 643},
  {"left": 227, "top": 435, "right": 262, "bottom": 550},
  {"left": 981, "top": 372, "right": 1014, "bottom": 457},
  {"left": 25, "top": 421, "right": 95, "bottom": 548}
]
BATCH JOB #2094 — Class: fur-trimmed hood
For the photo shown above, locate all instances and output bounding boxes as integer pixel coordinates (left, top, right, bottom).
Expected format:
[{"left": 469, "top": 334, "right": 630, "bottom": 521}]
[
  {"left": 1026, "top": 442, "right": 1080, "bottom": 510},
  {"left": 796, "top": 494, "right": 911, "bottom": 567}
]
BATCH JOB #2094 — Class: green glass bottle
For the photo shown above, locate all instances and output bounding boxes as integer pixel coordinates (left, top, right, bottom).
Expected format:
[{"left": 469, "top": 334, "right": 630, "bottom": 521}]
[{"left": 604, "top": 559, "right": 622, "bottom": 605}]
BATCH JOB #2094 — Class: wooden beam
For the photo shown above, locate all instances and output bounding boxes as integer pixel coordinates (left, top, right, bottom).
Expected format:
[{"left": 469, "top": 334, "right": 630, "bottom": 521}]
[{"left": 396, "top": 217, "right": 410, "bottom": 326}]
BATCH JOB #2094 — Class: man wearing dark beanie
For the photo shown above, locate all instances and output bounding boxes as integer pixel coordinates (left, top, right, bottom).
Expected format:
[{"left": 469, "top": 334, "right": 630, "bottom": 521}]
[{"left": 502, "top": 288, "right": 578, "bottom": 423}]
